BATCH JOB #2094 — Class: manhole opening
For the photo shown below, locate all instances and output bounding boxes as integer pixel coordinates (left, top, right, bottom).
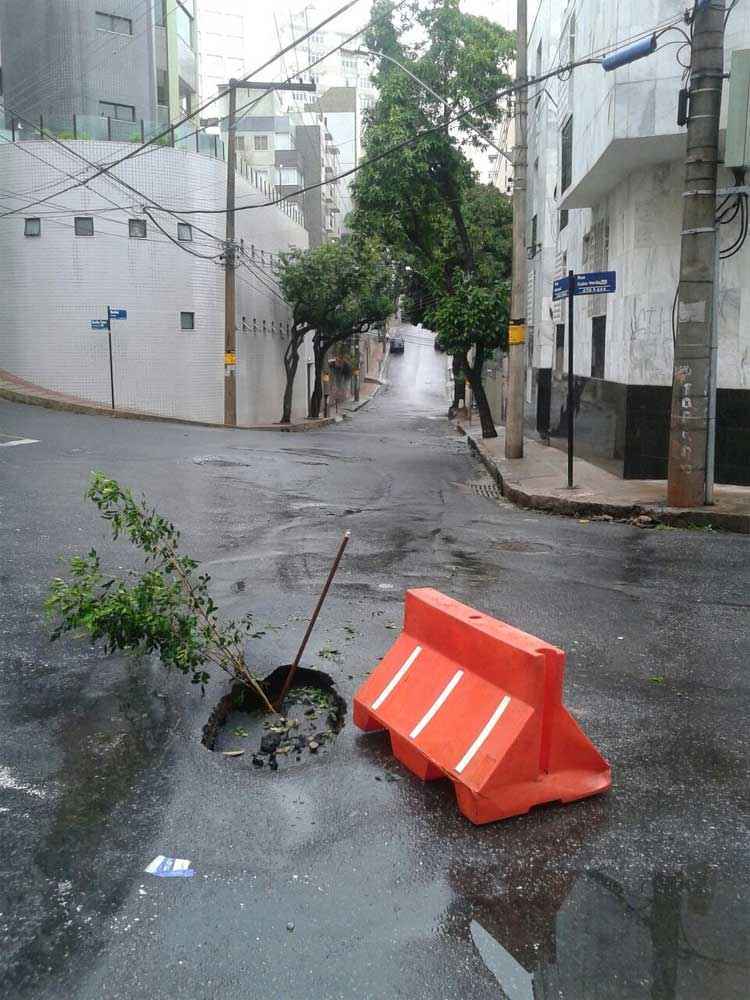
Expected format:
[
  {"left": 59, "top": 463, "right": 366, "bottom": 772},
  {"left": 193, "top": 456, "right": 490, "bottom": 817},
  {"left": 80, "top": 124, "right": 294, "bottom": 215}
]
[{"left": 202, "top": 666, "right": 346, "bottom": 771}]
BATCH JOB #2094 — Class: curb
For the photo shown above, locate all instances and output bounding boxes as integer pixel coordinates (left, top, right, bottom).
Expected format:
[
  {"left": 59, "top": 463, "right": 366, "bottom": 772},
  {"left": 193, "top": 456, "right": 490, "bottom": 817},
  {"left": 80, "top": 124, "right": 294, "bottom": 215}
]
[
  {"left": 459, "top": 424, "right": 750, "bottom": 535},
  {"left": 0, "top": 382, "right": 337, "bottom": 433}
]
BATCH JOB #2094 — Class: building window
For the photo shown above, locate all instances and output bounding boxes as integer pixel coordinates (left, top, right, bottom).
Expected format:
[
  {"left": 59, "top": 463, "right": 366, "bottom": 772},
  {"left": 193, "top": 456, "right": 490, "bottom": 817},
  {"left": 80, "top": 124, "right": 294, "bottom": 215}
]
[
  {"left": 254, "top": 135, "right": 269, "bottom": 151},
  {"left": 74, "top": 217, "right": 94, "bottom": 236},
  {"left": 591, "top": 316, "right": 606, "bottom": 379},
  {"left": 99, "top": 101, "right": 135, "bottom": 121},
  {"left": 180, "top": 311, "right": 195, "bottom": 330},
  {"left": 555, "top": 324, "right": 565, "bottom": 371},
  {"left": 176, "top": 2, "right": 194, "bottom": 47},
  {"left": 177, "top": 223, "right": 193, "bottom": 241},
  {"left": 561, "top": 116, "right": 573, "bottom": 193},
  {"left": 529, "top": 214, "right": 537, "bottom": 256},
  {"left": 129, "top": 219, "right": 147, "bottom": 239},
  {"left": 535, "top": 40, "right": 542, "bottom": 106},
  {"left": 560, "top": 209, "right": 569, "bottom": 231},
  {"left": 24, "top": 217, "right": 41, "bottom": 237},
  {"left": 156, "top": 69, "right": 168, "bottom": 108},
  {"left": 95, "top": 12, "right": 132, "bottom": 35},
  {"left": 569, "top": 14, "right": 576, "bottom": 63}
]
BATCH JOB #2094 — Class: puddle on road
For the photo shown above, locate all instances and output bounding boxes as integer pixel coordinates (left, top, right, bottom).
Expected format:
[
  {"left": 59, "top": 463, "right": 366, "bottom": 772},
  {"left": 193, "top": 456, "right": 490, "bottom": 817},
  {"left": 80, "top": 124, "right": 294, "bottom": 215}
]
[
  {"left": 202, "top": 666, "right": 346, "bottom": 772},
  {"left": 465, "top": 863, "right": 750, "bottom": 999}
]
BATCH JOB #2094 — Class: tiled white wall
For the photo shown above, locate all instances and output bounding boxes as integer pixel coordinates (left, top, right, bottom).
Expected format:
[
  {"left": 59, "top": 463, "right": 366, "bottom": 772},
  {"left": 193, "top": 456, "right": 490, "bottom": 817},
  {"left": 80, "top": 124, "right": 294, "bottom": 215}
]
[{"left": 0, "top": 141, "right": 310, "bottom": 423}]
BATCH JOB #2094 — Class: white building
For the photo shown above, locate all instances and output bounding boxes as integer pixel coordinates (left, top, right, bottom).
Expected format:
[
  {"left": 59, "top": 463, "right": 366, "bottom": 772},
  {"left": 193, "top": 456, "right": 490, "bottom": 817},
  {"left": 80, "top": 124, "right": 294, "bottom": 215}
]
[
  {"left": 0, "top": 138, "right": 312, "bottom": 425},
  {"left": 196, "top": 0, "right": 254, "bottom": 105},
  {"left": 523, "top": 0, "right": 750, "bottom": 484}
]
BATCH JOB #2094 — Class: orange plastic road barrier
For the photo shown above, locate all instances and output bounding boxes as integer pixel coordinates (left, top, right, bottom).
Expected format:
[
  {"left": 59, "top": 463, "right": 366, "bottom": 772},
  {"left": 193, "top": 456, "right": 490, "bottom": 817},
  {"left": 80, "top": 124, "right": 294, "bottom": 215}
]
[{"left": 354, "top": 589, "right": 611, "bottom": 824}]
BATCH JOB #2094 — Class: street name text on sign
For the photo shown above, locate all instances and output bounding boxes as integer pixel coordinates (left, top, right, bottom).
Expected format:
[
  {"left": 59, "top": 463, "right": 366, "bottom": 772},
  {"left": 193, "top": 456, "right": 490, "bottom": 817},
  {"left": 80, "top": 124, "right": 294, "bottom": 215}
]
[
  {"left": 553, "top": 270, "right": 616, "bottom": 302},
  {"left": 91, "top": 320, "right": 109, "bottom": 330}
]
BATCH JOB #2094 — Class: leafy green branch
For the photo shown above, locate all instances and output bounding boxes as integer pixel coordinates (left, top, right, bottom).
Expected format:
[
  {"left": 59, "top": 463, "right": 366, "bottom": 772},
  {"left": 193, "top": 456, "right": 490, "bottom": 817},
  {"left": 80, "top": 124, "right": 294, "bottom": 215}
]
[{"left": 45, "top": 472, "right": 276, "bottom": 713}]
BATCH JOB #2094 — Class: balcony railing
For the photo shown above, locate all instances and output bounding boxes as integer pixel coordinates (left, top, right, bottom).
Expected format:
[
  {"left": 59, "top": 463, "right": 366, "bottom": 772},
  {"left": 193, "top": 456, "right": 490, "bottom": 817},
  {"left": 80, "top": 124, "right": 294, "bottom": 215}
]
[
  {"left": 0, "top": 112, "right": 308, "bottom": 229},
  {"left": 1, "top": 113, "right": 225, "bottom": 159}
]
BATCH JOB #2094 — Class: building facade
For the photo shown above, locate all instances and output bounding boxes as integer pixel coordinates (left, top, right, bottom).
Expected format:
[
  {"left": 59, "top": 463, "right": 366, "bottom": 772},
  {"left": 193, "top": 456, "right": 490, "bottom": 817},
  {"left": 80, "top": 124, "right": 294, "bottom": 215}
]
[
  {"left": 0, "top": 137, "right": 311, "bottom": 425},
  {"left": 219, "top": 85, "right": 346, "bottom": 247},
  {"left": 0, "top": 0, "right": 199, "bottom": 129},
  {"left": 523, "top": 0, "right": 750, "bottom": 484}
]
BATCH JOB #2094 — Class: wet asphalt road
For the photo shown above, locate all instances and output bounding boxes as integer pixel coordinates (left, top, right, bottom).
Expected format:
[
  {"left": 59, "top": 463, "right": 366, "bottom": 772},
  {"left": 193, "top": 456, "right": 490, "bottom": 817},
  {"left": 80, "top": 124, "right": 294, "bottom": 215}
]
[{"left": 1, "top": 323, "right": 749, "bottom": 1000}]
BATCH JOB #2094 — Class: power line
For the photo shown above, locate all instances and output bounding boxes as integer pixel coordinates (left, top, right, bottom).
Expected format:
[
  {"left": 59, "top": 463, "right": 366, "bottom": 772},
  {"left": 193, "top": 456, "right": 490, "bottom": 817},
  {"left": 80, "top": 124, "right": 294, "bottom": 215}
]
[
  {"left": 0, "top": 0, "right": 364, "bottom": 220},
  {"left": 160, "top": 18, "right": 702, "bottom": 220}
]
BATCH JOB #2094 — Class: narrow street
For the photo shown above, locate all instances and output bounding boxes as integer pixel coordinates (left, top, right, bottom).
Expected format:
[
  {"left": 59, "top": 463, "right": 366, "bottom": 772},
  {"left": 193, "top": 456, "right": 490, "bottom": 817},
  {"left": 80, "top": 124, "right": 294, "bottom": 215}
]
[{"left": 1, "top": 322, "right": 748, "bottom": 999}]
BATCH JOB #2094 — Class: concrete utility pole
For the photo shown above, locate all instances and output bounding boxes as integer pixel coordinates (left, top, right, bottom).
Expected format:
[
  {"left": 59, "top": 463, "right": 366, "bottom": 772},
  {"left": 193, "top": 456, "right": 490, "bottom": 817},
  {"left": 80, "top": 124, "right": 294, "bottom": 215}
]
[
  {"left": 667, "top": 1, "right": 725, "bottom": 505},
  {"left": 224, "top": 80, "right": 238, "bottom": 428},
  {"left": 505, "top": 0, "right": 528, "bottom": 459}
]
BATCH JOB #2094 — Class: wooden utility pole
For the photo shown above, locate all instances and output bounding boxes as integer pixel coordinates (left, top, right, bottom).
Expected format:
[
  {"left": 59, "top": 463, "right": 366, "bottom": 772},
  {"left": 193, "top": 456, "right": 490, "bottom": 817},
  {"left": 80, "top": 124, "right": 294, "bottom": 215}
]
[
  {"left": 224, "top": 79, "right": 238, "bottom": 427},
  {"left": 505, "top": 0, "right": 528, "bottom": 459},
  {"left": 667, "top": 1, "right": 725, "bottom": 505}
]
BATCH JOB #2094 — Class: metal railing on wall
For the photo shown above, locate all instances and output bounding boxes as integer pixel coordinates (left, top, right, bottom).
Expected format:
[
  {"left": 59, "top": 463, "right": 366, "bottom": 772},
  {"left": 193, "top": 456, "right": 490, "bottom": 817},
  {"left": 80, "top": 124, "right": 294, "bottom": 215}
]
[{"left": 1, "top": 113, "right": 306, "bottom": 229}]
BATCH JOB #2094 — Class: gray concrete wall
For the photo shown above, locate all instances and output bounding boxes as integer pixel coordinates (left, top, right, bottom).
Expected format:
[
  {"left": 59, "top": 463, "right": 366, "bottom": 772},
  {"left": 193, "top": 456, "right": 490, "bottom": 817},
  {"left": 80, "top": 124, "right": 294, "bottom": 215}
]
[{"left": 0, "top": 0, "right": 157, "bottom": 124}]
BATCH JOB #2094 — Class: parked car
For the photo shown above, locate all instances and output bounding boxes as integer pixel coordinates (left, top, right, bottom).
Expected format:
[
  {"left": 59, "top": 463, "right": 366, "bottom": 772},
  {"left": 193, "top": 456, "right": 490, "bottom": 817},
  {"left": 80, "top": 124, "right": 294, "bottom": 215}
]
[{"left": 390, "top": 335, "right": 405, "bottom": 353}]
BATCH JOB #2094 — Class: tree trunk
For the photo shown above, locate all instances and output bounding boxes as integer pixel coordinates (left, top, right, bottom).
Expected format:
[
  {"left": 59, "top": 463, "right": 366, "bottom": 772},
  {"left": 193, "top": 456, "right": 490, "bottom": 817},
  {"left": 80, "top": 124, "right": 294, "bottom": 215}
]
[
  {"left": 451, "top": 354, "right": 466, "bottom": 412},
  {"left": 466, "top": 345, "right": 497, "bottom": 438},
  {"left": 281, "top": 335, "right": 303, "bottom": 424},
  {"left": 309, "top": 336, "right": 326, "bottom": 418}
]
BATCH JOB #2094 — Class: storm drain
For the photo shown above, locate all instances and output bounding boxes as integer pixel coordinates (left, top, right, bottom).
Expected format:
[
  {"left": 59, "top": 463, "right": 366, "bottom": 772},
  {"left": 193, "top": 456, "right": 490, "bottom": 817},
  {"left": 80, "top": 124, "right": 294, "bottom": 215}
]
[{"left": 466, "top": 479, "right": 505, "bottom": 501}]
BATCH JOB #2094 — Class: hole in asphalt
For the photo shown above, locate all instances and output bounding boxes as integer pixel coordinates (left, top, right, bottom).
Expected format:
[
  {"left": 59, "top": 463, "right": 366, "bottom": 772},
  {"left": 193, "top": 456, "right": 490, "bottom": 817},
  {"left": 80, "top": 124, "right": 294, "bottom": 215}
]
[{"left": 202, "top": 666, "right": 346, "bottom": 772}]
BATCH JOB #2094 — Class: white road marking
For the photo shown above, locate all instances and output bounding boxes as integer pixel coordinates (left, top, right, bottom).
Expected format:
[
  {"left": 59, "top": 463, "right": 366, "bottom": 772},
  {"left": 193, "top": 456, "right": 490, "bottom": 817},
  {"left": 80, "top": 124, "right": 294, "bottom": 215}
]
[
  {"left": 0, "top": 764, "right": 46, "bottom": 798},
  {"left": 371, "top": 646, "right": 422, "bottom": 710},
  {"left": 410, "top": 670, "right": 463, "bottom": 739},
  {"left": 455, "top": 695, "right": 512, "bottom": 774},
  {"left": 0, "top": 438, "right": 39, "bottom": 447}
]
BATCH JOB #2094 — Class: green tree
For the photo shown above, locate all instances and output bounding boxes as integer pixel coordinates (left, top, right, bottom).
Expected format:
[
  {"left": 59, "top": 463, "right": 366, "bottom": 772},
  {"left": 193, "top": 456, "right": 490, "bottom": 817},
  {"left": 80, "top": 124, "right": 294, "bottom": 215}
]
[
  {"left": 351, "top": 0, "right": 514, "bottom": 437},
  {"left": 278, "top": 237, "right": 395, "bottom": 422}
]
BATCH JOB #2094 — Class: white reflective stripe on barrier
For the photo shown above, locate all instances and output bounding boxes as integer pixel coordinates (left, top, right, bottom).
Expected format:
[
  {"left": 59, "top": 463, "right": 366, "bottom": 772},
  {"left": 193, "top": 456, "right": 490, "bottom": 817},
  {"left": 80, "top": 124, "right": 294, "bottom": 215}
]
[
  {"left": 371, "top": 645, "right": 422, "bottom": 710},
  {"left": 410, "top": 670, "right": 464, "bottom": 739},
  {"left": 455, "top": 695, "right": 512, "bottom": 774}
]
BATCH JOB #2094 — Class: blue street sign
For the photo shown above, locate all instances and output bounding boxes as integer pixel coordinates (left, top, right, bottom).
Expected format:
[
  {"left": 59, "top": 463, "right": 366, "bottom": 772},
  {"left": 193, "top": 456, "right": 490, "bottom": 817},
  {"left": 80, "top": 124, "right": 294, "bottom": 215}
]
[
  {"left": 574, "top": 270, "right": 616, "bottom": 296},
  {"left": 109, "top": 308, "right": 127, "bottom": 320},
  {"left": 91, "top": 319, "right": 109, "bottom": 330},
  {"left": 552, "top": 271, "right": 616, "bottom": 301}
]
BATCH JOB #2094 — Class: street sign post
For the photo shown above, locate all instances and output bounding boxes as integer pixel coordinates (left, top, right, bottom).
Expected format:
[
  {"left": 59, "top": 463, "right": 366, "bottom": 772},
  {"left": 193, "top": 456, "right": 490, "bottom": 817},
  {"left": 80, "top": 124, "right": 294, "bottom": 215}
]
[
  {"left": 90, "top": 306, "right": 127, "bottom": 410},
  {"left": 552, "top": 271, "right": 617, "bottom": 488}
]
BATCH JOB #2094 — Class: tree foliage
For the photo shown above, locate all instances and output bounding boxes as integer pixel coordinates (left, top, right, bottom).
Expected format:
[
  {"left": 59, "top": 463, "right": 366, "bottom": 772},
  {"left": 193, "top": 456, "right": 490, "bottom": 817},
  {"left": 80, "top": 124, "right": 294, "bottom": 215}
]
[
  {"left": 278, "top": 236, "right": 396, "bottom": 420},
  {"left": 351, "top": 0, "right": 515, "bottom": 436},
  {"left": 45, "top": 473, "right": 276, "bottom": 712}
]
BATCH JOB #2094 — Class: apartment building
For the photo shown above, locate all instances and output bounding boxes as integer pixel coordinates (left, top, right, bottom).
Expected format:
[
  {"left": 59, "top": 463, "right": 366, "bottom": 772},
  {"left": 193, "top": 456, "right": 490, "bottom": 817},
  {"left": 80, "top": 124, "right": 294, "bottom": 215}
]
[
  {"left": 523, "top": 0, "right": 750, "bottom": 483},
  {"left": 0, "top": 0, "right": 199, "bottom": 128}
]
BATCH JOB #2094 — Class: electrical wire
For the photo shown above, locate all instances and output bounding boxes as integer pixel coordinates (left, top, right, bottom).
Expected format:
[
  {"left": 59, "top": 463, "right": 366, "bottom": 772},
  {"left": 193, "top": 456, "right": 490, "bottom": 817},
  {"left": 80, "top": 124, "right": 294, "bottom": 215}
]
[{"left": 0, "top": 0, "right": 366, "bottom": 220}]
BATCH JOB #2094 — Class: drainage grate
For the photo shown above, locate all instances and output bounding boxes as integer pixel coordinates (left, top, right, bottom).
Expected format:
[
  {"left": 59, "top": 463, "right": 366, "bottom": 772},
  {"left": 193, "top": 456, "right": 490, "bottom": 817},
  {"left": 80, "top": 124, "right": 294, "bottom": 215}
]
[{"left": 466, "top": 479, "right": 504, "bottom": 501}]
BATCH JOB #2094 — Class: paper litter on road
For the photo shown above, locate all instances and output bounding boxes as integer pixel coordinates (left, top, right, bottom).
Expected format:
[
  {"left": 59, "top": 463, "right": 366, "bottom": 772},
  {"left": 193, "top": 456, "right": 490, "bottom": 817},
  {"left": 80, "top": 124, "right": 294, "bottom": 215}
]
[{"left": 145, "top": 855, "right": 195, "bottom": 877}]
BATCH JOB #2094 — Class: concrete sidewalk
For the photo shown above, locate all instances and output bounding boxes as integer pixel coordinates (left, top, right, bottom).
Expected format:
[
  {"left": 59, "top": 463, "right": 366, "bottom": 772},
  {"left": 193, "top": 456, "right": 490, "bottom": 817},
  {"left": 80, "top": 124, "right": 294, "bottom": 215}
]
[
  {"left": 458, "top": 421, "right": 750, "bottom": 533},
  {"left": 0, "top": 368, "right": 339, "bottom": 432}
]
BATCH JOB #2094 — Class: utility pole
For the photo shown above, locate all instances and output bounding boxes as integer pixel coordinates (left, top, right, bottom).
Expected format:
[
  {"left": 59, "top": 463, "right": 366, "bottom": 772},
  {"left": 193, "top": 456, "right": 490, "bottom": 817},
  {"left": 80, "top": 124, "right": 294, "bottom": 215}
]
[
  {"left": 106, "top": 306, "right": 115, "bottom": 410},
  {"left": 667, "top": 0, "right": 725, "bottom": 505},
  {"left": 224, "top": 79, "right": 238, "bottom": 428},
  {"left": 505, "top": 0, "right": 528, "bottom": 459}
]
